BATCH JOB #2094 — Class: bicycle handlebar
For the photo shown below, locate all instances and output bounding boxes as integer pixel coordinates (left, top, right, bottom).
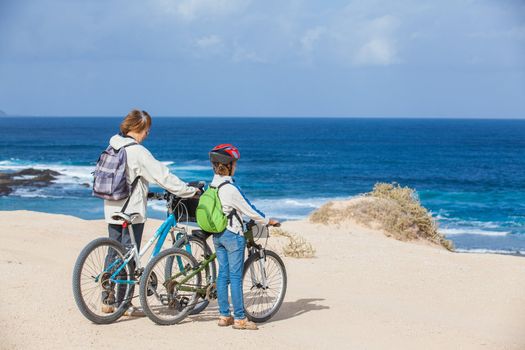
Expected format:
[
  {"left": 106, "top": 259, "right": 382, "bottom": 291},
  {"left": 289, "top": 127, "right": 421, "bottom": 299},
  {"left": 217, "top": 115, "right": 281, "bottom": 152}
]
[
  {"left": 246, "top": 219, "right": 280, "bottom": 229},
  {"left": 147, "top": 192, "right": 166, "bottom": 200},
  {"left": 147, "top": 181, "right": 206, "bottom": 201}
]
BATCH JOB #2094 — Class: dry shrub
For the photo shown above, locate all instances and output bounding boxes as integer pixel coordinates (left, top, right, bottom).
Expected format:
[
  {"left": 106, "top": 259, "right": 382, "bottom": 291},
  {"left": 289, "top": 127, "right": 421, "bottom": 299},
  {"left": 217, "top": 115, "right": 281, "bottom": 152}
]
[
  {"left": 270, "top": 228, "right": 288, "bottom": 237},
  {"left": 310, "top": 183, "right": 454, "bottom": 251},
  {"left": 271, "top": 228, "right": 316, "bottom": 258},
  {"left": 308, "top": 202, "right": 336, "bottom": 225}
]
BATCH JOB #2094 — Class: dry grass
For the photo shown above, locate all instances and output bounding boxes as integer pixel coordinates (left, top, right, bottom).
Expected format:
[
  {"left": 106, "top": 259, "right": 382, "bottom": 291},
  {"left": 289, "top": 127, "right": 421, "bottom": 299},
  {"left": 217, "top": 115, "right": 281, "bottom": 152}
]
[
  {"left": 271, "top": 228, "right": 316, "bottom": 258},
  {"left": 309, "top": 202, "right": 340, "bottom": 225},
  {"left": 310, "top": 182, "right": 454, "bottom": 251}
]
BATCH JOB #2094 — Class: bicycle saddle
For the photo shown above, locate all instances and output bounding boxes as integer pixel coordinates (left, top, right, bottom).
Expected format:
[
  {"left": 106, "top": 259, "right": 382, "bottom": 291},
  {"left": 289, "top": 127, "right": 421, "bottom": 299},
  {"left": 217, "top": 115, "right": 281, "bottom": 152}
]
[
  {"left": 111, "top": 212, "right": 140, "bottom": 223},
  {"left": 192, "top": 229, "right": 213, "bottom": 241}
]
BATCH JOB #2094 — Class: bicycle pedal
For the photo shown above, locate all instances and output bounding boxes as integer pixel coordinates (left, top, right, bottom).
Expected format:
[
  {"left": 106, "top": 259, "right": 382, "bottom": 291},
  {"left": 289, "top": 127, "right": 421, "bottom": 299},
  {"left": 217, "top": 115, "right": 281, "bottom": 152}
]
[
  {"left": 205, "top": 284, "right": 212, "bottom": 299},
  {"left": 159, "top": 294, "right": 170, "bottom": 305},
  {"left": 135, "top": 268, "right": 144, "bottom": 278}
]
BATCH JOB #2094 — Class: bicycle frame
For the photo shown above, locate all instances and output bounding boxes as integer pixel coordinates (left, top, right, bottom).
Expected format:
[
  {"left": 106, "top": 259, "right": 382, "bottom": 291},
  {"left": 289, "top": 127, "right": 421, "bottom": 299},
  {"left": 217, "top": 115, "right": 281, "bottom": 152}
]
[
  {"left": 107, "top": 213, "right": 180, "bottom": 285},
  {"left": 165, "top": 252, "right": 217, "bottom": 297},
  {"left": 163, "top": 237, "right": 270, "bottom": 297}
]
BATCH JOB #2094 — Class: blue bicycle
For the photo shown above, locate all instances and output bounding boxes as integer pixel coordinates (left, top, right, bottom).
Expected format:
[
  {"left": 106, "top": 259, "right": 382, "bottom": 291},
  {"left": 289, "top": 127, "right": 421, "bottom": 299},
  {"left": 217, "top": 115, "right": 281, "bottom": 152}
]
[{"left": 72, "top": 182, "right": 207, "bottom": 324}]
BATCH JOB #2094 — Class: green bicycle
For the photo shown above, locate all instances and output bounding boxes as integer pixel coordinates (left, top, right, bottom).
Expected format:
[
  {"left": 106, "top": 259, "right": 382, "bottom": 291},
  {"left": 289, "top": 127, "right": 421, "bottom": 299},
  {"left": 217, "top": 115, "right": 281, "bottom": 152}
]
[{"left": 139, "top": 220, "right": 287, "bottom": 325}]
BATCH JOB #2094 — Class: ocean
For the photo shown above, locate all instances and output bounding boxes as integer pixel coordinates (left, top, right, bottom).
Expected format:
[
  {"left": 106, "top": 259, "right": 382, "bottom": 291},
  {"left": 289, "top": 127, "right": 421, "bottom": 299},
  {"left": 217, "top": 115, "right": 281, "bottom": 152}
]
[{"left": 1, "top": 117, "right": 524, "bottom": 255}]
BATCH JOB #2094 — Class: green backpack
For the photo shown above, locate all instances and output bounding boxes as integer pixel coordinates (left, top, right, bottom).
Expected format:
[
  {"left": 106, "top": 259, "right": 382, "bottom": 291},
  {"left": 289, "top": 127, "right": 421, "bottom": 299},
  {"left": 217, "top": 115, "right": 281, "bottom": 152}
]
[{"left": 196, "top": 182, "right": 230, "bottom": 233}]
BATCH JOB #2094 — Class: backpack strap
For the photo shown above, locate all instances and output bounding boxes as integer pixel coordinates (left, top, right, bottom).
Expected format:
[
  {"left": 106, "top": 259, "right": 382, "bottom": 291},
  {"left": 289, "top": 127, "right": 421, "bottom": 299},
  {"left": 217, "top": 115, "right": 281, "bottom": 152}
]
[
  {"left": 120, "top": 176, "right": 141, "bottom": 213},
  {"left": 227, "top": 209, "right": 243, "bottom": 227},
  {"left": 216, "top": 181, "right": 230, "bottom": 190},
  {"left": 216, "top": 181, "right": 243, "bottom": 228},
  {"left": 118, "top": 142, "right": 139, "bottom": 213}
]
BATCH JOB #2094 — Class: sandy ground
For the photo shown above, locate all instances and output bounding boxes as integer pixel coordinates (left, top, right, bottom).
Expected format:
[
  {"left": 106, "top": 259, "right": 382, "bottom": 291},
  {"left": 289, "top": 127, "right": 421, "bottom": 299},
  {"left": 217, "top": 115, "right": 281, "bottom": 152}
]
[{"left": 1, "top": 210, "right": 524, "bottom": 350}]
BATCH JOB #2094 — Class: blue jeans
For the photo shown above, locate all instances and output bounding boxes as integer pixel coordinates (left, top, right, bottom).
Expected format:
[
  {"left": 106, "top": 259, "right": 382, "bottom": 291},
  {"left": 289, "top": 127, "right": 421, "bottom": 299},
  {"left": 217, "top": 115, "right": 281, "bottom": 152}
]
[{"left": 213, "top": 229, "right": 246, "bottom": 320}]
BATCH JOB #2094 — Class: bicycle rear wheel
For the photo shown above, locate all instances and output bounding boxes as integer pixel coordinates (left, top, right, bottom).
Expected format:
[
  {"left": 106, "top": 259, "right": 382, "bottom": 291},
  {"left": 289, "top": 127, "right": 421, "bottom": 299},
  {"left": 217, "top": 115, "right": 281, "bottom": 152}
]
[
  {"left": 243, "top": 249, "right": 287, "bottom": 323},
  {"left": 72, "top": 237, "right": 135, "bottom": 324},
  {"left": 172, "top": 235, "right": 216, "bottom": 315},
  {"left": 140, "top": 248, "right": 201, "bottom": 325}
]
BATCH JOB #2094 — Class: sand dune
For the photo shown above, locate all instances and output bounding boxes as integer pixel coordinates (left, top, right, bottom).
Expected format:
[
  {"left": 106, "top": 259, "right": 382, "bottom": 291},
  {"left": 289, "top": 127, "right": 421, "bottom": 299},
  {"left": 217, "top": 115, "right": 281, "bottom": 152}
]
[{"left": 1, "top": 210, "right": 524, "bottom": 350}]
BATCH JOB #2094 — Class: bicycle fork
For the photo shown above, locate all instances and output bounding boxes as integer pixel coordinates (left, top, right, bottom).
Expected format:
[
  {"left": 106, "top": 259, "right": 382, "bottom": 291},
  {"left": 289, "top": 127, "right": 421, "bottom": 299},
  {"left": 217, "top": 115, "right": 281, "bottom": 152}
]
[{"left": 249, "top": 248, "right": 269, "bottom": 289}]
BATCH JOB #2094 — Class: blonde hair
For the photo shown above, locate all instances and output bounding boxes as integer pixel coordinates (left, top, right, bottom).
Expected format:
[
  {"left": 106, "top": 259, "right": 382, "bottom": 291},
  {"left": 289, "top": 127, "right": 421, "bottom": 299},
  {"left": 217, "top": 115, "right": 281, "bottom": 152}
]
[{"left": 120, "top": 109, "right": 152, "bottom": 135}]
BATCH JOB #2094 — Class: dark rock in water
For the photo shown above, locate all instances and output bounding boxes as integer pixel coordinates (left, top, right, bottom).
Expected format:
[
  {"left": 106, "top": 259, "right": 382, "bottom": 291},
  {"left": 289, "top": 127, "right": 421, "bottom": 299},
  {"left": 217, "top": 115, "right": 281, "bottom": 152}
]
[
  {"left": 0, "top": 168, "right": 62, "bottom": 196},
  {"left": 0, "top": 186, "right": 10, "bottom": 196},
  {"left": 16, "top": 168, "right": 61, "bottom": 177}
]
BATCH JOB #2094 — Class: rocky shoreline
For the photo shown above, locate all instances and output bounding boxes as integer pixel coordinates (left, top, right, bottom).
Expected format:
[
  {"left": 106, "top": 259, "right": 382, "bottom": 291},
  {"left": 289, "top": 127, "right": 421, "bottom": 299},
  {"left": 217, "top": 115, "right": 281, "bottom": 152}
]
[{"left": 0, "top": 168, "right": 61, "bottom": 196}]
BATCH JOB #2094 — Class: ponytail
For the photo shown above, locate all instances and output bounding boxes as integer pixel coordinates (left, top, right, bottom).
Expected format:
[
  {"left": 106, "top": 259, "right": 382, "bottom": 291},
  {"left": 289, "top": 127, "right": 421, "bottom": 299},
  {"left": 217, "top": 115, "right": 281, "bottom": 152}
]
[{"left": 120, "top": 109, "right": 152, "bottom": 135}]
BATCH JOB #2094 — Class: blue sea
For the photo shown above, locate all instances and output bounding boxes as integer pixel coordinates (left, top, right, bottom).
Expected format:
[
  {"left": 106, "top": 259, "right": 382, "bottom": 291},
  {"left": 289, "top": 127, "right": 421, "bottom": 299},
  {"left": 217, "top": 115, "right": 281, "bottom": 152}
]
[{"left": 1, "top": 117, "right": 525, "bottom": 255}]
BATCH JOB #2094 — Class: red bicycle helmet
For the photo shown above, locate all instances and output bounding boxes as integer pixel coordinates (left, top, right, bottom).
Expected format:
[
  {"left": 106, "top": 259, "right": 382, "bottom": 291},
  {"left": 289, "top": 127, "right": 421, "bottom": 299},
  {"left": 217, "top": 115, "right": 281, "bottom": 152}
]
[{"left": 209, "top": 144, "right": 240, "bottom": 164}]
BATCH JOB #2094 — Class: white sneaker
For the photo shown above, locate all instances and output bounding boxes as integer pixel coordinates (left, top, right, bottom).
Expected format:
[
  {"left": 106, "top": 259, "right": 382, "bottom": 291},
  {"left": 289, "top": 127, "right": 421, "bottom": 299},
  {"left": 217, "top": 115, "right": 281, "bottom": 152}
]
[{"left": 124, "top": 305, "right": 145, "bottom": 317}]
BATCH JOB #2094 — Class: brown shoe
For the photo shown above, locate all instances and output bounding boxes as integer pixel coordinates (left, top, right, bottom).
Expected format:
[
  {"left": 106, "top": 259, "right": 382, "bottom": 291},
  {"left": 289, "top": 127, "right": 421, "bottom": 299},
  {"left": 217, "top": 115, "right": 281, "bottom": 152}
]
[
  {"left": 101, "top": 304, "right": 115, "bottom": 314},
  {"left": 218, "top": 316, "right": 234, "bottom": 327},
  {"left": 232, "top": 318, "right": 258, "bottom": 330}
]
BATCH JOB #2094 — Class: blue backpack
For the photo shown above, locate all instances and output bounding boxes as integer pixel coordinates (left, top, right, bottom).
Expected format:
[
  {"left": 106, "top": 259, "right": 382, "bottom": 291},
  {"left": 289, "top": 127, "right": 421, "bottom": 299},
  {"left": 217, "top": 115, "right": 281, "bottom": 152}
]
[{"left": 92, "top": 143, "right": 139, "bottom": 205}]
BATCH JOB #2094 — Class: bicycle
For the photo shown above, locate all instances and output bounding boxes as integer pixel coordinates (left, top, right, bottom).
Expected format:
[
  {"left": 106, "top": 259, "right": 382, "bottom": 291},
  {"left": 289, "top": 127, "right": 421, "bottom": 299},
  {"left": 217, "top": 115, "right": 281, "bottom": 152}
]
[
  {"left": 139, "top": 219, "right": 288, "bottom": 325},
  {"left": 72, "top": 182, "right": 205, "bottom": 324}
]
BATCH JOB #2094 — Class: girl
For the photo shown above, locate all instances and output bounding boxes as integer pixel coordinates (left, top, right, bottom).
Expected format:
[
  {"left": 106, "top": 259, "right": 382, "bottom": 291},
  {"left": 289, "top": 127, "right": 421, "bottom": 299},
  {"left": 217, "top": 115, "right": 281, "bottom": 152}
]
[{"left": 208, "top": 144, "right": 279, "bottom": 330}]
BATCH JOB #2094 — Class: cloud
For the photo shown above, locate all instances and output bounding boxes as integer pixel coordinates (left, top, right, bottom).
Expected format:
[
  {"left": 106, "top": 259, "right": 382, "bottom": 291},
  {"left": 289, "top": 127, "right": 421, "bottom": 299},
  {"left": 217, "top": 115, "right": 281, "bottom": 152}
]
[
  {"left": 232, "top": 45, "right": 266, "bottom": 63},
  {"left": 299, "top": 13, "right": 401, "bottom": 67},
  {"left": 354, "top": 39, "right": 398, "bottom": 66},
  {"left": 351, "top": 15, "right": 400, "bottom": 66},
  {"left": 195, "top": 35, "right": 222, "bottom": 49},
  {"left": 1, "top": 0, "right": 523, "bottom": 70},
  {"left": 154, "top": 0, "right": 250, "bottom": 22},
  {"left": 192, "top": 34, "right": 225, "bottom": 57},
  {"left": 300, "top": 26, "right": 326, "bottom": 53}
]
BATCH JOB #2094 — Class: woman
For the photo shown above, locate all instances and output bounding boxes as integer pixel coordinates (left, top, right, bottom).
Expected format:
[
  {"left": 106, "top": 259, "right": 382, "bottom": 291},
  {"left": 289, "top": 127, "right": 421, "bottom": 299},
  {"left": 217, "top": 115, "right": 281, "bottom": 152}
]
[{"left": 103, "top": 109, "right": 200, "bottom": 316}]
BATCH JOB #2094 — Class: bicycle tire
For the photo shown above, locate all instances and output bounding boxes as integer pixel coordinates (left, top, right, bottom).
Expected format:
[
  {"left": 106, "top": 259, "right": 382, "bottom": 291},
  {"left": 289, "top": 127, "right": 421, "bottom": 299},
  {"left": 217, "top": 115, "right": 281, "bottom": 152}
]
[
  {"left": 172, "top": 235, "right": 216, "bottom": 315},
  {"left": 242, "top": 249, "right": 287, "bottom": 323},
  {"left": 140, "top": 247, "right": 201, "bottom": 325},
  {"left": 72, "top": 237, "right": 135, "bottom": 324}
]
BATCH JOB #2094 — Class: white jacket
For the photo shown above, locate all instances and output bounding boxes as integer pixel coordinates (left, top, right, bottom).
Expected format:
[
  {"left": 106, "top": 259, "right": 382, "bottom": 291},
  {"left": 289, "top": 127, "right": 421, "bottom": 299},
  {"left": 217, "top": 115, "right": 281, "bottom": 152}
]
[
  {"left": 103, "top": 134, "right": 197, "bottom": 225},
  {"left": 211, "top": 174, "right": 269, "bottom": 234}
]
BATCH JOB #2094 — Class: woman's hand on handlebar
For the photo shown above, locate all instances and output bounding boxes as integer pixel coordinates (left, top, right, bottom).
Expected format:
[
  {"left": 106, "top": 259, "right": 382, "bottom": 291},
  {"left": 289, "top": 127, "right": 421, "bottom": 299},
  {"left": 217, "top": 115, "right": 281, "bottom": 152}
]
[{"left": 191, "top": 187, "right": 202, "bottom": 198}]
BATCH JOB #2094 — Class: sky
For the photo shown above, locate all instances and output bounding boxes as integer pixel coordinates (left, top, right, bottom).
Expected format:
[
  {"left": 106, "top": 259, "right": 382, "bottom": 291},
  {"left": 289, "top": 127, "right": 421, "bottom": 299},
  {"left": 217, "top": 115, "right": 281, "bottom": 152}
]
[{"left": 0, "top": 0, "right": 524, "bottom": 118}]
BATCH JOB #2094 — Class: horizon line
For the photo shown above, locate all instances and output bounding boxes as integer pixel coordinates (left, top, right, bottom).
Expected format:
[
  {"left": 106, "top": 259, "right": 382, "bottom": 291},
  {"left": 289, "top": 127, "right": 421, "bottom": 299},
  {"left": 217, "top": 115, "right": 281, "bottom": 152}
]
[{"left": 2, "top": 115, "right": 525, "bottom": 120}]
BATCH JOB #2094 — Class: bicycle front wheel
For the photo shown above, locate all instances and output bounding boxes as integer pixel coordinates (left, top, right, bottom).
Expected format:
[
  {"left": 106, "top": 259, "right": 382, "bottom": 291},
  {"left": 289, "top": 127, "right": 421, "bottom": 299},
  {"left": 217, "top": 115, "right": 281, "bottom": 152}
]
[
  {"left": 172, "top": 235, "right": 216, "bottom": 315},
  {"left": 140, "top": 248, "right": 201, "bottom": 325},
  {"left": 72, "top": 237, "right": 135, "bottom": 324},
  {"left": 243, "top": 249, "right": 287, "bottom": 323}
]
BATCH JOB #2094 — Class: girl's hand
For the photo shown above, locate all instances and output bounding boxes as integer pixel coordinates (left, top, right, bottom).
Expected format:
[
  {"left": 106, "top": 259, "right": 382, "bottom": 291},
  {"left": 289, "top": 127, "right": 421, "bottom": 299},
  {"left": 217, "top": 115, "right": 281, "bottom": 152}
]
[{"left": 269, "top": 219, "right": 281, "bottom": 227}]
